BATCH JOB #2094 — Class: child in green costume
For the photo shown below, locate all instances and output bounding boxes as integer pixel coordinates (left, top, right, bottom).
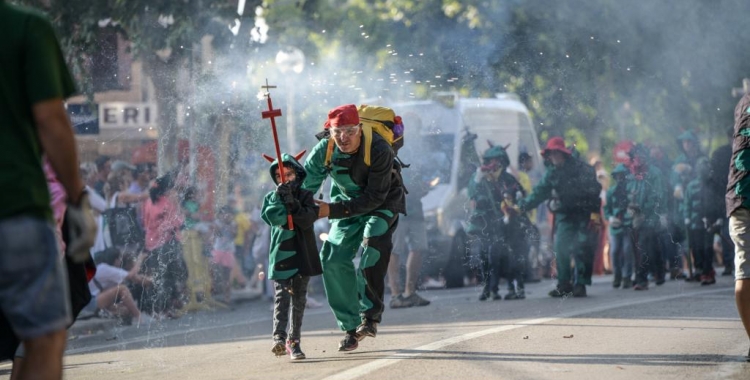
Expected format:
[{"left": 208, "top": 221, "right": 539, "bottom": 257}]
[{"left": 261, "top": 152, "right": 322, "bottom": 360}]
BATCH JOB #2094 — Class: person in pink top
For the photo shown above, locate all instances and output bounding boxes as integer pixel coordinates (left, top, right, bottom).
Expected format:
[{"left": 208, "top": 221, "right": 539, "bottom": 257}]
[{"left": 141, "top": 174, "right": 186, "bottom": 317}]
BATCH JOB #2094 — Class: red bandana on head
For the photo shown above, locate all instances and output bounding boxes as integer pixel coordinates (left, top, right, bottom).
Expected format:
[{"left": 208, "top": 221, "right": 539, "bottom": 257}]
[{"left": 323, "top": 104, "right": 359, "bottom": 129}]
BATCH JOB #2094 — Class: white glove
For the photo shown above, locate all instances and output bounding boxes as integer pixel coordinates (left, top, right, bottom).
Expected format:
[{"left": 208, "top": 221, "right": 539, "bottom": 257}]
[
  {"left": 684, "top": 218, "right": 690, "bottom": 226},
  {"left": 659, "top": 215, "right": 668, "bottom": 228},
  {"left": 673, "top": 185, "right": 684, "bottom": 200},
  {"left": 65, "top": 192, "right": 98, "bottom": 263},
  {"left": 548, "top": 199, "right": 561, "bottom": 212},
  {"left": 503, "top": 216, "right": 510, "bottom": 225},
  {"left": 475, "top": 167, "right": 488, "bottom": 181},
  {"left": 608, "top": 216, "right": 622, "bottom": 228}
]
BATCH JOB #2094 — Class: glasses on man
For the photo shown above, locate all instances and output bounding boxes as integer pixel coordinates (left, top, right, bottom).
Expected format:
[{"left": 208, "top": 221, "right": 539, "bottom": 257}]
[{"left": 330, "top": 125, "right": 361, "bottom": 138}]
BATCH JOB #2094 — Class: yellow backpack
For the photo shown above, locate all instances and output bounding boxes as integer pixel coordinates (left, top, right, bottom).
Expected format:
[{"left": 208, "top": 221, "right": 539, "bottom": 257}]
[{"left": 323, "top": 104, "right": 405, "bottom": 169}]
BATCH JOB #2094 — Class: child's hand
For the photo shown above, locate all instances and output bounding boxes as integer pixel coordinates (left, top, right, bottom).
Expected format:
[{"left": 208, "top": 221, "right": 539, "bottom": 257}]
[
  {"left": 276, "top": 183, "right": 295, "bottom": 203},
  {"left": 314, "top": 200, "right": 330, "bottom": 218}
]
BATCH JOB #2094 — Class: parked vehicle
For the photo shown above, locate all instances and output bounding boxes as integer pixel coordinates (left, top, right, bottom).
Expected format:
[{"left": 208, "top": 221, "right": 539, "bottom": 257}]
[{"left": 393, "top": 93, "right": 544, "bottom": 288}]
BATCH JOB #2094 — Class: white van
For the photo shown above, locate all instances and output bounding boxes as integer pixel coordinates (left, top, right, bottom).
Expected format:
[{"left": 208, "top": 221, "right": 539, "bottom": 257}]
[{"left": 393, "top": 93, "right": 544, "bottom": 288}]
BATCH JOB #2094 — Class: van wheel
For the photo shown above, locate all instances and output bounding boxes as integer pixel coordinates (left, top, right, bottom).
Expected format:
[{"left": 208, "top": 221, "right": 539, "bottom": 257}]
[{"left": 444, "top": 232, "right": 467, "bottom": 288}]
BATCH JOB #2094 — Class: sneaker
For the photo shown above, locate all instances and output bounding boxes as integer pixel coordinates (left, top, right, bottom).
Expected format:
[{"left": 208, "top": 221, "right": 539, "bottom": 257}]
[
  {"left": 700, "top": 274, "right": 716, "bottom": 286},
  {"left": 548, "top": 283, "right": 573, "bottom": 298},
  {"left": 722, "top": 268, "right": 734, "bottom": 277},
  {"left": 572, "top": 284, "right": 587, "bottom": 297},
  {"left": 612, "top": 279, "right": 621, "bottom": 288},
  {"left": 338, "top": 331, "right": 359, "bottom": 352},
  {"left": 479, "top": 291, "right": 491, "bottom": 301},
  {"left": 271, "top": 337, "right": 286, "bottom": 357},
  {"left": 492, "top": 292, "right": 502, "bottom": 300},
  {"left": 421, "top": 277, "right": 445, "bottom": 289},
  {"left": 390, "top": 294, "right": 410, "bottom": 309},
  {"left": 622, "top": 278, "right": 633, "bottom": 289},
  {"left": 504, "top": 289, "right": 525, "bottom": 300},
  {"left": 135, "top": 314, "right": 156, "bottom": 328},
  {"left": 403, "top": 293, "right": 431, "bottom": 307},
  {"left": 356, "top": 319, "right": 378, "bottom": 339},
  {"left": 655, "top": 276, "right": 665, "bottom": 286},
  {"left": 633, "top": 282, "right": 648, "bottom": 291},
  {"left": 286, "top": 340, "right": 306, "bottom": 360}
]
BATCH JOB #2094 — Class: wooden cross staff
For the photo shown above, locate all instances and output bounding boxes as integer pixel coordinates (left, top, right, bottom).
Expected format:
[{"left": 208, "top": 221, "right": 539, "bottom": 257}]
[
  {"left": 260, "top": 79, "right": 294, "bottom": 230},
  {"left": 732, "top": 78, "right": 750, "bottom": 98}
]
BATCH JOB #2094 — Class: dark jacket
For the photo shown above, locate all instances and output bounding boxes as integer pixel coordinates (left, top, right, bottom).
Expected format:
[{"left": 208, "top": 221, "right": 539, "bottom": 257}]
[
  {"left": 684, "top": 178, "right": 724, "bottom": 230},
  {"left": 303, "top": 132, "right": 406, "bottom": 218},
  {"left": 727, "top": 93, "right": 750, "bottom": 217},
  {"left": 467, "top": 170, "right": 525, "bottom": 234},
  {"left": 261, "top": 153, "right": 322, "bottom": 280},
  {"left": 520, "top": 156, "right": 601, "bottom": 223}
]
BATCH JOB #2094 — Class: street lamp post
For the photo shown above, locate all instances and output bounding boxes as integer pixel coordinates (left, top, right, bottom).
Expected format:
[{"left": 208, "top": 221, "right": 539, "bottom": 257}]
[{"left": 275, "top": 47, "right": 305, "bottom": 153}]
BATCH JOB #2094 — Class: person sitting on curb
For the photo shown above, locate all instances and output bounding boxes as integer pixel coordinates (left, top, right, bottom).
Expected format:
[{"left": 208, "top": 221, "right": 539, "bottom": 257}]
[{"left": 88, "top": 247, "right": 154, "bottom": 326}]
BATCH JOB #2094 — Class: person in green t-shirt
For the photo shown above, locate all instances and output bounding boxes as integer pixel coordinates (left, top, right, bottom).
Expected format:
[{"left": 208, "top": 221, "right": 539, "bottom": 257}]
[{"left": 0, "top": 2, "right": 96, "bottom": 378}]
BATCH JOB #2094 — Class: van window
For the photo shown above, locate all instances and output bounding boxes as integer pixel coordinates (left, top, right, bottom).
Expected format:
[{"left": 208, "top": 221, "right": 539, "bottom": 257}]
[{"left": 419, "top": 133, "right": 454, "bottom": 188}]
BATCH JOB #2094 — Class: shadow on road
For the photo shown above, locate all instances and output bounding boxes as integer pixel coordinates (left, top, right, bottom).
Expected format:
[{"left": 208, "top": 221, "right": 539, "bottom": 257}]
[{"left": 291, "top": 349, "right": 748, "bottom": 367}]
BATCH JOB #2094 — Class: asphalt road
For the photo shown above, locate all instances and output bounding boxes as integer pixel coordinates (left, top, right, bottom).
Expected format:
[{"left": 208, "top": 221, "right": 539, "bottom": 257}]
[{"left": 1, "top": 275, "right": 748, "bottom": 380}]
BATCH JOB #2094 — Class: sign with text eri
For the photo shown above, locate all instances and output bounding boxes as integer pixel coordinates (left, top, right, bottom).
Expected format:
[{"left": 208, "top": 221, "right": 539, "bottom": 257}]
[{"left": 98, "top": 102, "right": 157, "bottom": 129}]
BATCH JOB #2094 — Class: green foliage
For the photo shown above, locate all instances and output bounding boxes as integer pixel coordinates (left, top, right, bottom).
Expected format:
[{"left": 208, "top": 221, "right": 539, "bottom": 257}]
[{"left": 19, "top": 0, "right": 750, "bottom": 162}]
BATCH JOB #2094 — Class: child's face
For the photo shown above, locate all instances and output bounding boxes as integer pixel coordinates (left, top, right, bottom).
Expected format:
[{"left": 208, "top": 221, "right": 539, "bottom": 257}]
[{"left": 274, "top": 166, "right": 297, "bottom": 184}]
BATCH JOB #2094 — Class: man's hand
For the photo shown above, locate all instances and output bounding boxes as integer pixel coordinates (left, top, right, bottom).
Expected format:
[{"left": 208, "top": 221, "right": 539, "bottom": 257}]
[
  {"left": 548, "top": 199, "right": 561, "bottom": 212},
  {"left": 65, "top": 191, "right": 97, "bottom": 263},
  {"left": 314, "top": 200, "right": 330, "bottom": 218}
]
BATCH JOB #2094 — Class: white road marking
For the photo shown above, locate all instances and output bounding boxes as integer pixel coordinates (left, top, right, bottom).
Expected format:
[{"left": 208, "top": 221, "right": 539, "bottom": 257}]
[
  {"left": 321, "top": 287, "right": 731, "bottom": 380},
  {"left": 64, "top": 291, "right": 474, "bottom": 356}
]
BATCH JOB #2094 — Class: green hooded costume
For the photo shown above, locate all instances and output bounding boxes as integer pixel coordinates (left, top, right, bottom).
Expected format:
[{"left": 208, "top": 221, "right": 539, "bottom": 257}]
[
  {"left": 518, "top": 140, "right": 601, "bottom": 290},
  {"left": 261, "top": 153, "right": 322, "bottom": 280}
]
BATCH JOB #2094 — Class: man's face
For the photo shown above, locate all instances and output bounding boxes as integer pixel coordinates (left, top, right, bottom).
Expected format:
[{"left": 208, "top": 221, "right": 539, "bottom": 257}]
[
  {"left": 275, "top": 166, "right": 297, "bottom": 184},
  {"left": 330, "top": 124, "right": 362, "bottom": 154},
  {"left": 522, "top": 160, "right": 534, "bottom": 171},
  {"left": 547, "top": 151, "right": 567, "bottom": 167}
]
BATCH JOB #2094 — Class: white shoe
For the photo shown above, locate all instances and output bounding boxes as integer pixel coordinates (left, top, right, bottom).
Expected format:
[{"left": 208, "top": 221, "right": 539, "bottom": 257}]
[
  {"left": 422, "top": 278, "right": 445, "bottom": 289},
  {"left": 135, "top": 314, "right": 156, "bottom": 328}
]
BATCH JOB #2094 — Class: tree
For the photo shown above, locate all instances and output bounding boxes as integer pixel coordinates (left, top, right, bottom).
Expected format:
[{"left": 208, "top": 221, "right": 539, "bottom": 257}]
[{"left": 17, "top": 0, "right": 262, "bottom": 173}]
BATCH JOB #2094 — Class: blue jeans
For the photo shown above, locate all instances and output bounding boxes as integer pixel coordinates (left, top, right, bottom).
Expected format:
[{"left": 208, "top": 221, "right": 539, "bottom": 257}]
[
  {"left": 609, "top": 229, "right": 634, "bottom": 280},
  {"left": 0, "top": 216, "right": 70, "bottom": 339}
]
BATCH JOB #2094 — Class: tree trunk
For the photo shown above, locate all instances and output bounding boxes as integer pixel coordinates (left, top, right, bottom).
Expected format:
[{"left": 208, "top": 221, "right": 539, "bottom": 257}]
[{"left": 144, "top": 53, "right": 181, "bottom": 176}]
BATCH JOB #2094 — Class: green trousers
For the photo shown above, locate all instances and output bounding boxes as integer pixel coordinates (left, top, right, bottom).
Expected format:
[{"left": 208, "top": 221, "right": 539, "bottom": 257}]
[
  {"left": 320, "top": 210, "right": 398, "bottom": 332},
  {"left": 554, "top": 219, "right": 596, "bottom": 286}
]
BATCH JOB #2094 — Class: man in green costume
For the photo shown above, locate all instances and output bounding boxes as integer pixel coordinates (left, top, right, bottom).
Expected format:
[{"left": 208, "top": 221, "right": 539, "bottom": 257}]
[
  {"left": 518, "top": 137, "right": 601, "bottom": 297},
  {"left": 302, "top": 104, "right": 405, "bottom": 352}
]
